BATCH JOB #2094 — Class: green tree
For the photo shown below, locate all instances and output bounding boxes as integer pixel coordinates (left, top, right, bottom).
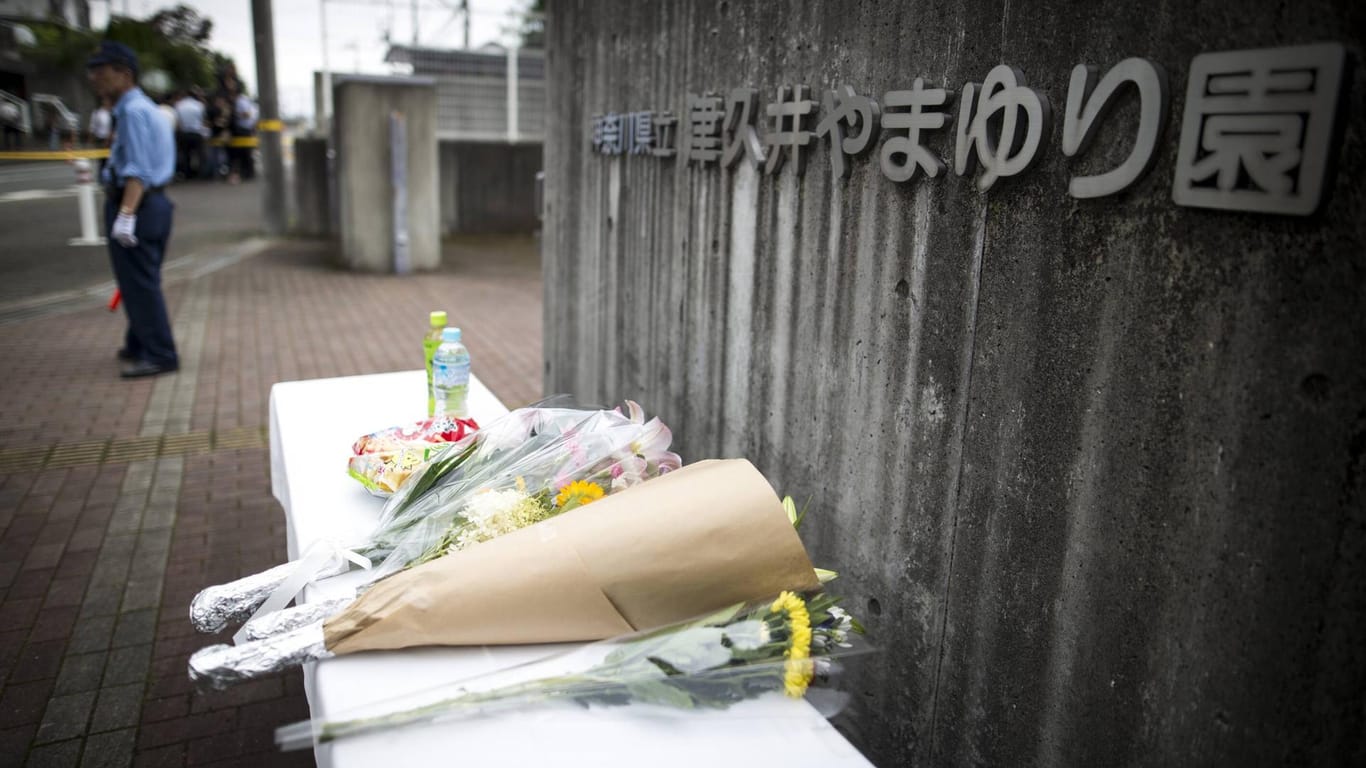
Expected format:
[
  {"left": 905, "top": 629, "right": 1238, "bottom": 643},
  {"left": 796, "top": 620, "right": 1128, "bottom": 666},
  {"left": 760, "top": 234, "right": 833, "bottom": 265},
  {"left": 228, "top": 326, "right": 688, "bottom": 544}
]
[
  {"left": 22, "top": 4, "right": 234, "bottom": 95},
  {"left": 520, "top": 0, "right": 545, "bottom": 49}
]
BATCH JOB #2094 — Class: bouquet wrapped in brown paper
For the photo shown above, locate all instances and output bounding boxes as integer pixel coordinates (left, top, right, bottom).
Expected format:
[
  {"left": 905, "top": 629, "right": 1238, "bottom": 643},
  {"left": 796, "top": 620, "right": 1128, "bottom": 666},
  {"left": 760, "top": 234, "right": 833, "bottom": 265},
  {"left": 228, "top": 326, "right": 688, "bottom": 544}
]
[{"left": 190, "top": 459, "right": 822, "bottom": 689}]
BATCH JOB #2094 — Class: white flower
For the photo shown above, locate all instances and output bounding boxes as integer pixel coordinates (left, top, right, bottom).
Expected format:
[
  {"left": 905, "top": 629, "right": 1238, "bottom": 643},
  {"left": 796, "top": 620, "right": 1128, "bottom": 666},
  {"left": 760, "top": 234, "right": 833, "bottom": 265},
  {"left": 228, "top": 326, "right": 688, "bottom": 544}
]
[{"left": 724, "top": 620, "right": 769, "bottom": 651}]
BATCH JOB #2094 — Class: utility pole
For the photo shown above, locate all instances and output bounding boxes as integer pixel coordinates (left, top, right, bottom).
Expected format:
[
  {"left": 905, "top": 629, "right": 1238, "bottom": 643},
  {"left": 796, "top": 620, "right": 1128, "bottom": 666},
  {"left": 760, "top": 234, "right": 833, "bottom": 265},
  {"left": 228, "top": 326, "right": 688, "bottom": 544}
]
[
  {"left": 462, "top": 0, "right": 470, "bottom": 48},
  {"left": 411, "top": 0, "right": 418, "bottom": 45},
  {"left": 320, "top": 0, "right": 332, "bottom": 133},
  {"left": 251, "top": 0, "right": 286, "bottom": 235}
]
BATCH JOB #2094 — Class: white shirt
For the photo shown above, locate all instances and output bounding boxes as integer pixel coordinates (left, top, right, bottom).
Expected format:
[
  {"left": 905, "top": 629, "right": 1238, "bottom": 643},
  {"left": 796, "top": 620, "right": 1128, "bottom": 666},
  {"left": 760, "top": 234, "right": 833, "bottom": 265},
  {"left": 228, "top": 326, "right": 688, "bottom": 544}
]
[
  {"left": 233, "top": 94, "right": 258, "bottom": 132},
  {"left": 157, "top": 103, "right": 177, "bottom": 132},
  {"left": 173, "top": 97, "right": 206, "bottom": 135},
  {"left": 90, "top": 107, "right": 111, "bottom": 140}
]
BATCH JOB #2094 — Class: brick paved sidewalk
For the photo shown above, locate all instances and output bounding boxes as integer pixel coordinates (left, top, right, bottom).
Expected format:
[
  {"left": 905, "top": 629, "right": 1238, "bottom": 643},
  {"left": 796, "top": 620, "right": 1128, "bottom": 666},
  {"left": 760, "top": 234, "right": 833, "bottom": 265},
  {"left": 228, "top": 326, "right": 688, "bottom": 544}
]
[{"left": 0, "top": 236, "right": 543, "bottom": 767}]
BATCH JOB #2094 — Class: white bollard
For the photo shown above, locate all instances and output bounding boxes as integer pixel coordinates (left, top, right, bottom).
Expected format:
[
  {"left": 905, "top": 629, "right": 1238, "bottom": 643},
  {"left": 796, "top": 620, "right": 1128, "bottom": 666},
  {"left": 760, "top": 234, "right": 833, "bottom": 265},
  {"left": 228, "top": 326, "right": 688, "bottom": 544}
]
[{"left": 68, "top": 157, "right": 105, "bottom": 246}]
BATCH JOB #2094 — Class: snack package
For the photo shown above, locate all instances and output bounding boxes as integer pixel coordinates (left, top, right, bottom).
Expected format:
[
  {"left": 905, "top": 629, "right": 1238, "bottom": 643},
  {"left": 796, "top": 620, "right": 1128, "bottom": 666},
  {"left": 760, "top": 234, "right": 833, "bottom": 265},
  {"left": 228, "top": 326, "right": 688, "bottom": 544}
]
[{"left": 348, "top": 416, "right": 479, "bottom": 496}]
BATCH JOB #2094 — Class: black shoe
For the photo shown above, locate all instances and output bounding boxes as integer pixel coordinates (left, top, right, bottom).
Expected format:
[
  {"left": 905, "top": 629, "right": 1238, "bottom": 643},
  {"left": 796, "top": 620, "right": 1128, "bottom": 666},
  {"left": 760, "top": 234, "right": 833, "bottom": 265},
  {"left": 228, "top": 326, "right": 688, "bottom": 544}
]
[
  {"left": 116, "top": 348, "right": 137, "bottom": 362},
  {"left": 120, "top": 360, "right": 178, "bottom": 379}
]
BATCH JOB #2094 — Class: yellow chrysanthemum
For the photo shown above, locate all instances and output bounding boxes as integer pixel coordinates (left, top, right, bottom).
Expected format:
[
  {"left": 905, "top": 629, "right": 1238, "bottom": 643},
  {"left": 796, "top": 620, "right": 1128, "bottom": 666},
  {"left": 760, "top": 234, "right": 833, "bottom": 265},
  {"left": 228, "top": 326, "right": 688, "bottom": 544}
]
[
  {"left": 770, "top": 591, "right": 814, "bottom": 698},
  {"left": 555, "top": 480, "right": 605, "bottom": 508}
]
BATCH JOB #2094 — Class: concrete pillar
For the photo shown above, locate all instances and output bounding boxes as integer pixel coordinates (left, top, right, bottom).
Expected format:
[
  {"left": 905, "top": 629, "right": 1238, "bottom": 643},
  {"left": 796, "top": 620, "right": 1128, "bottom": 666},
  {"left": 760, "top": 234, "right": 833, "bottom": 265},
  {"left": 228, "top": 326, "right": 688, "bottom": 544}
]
[
  {"left": 332, "top": 76, "right": 440, "bottom": 272},
  {"left": 291, "top": 136, "right": 330, "bottom": 237}
]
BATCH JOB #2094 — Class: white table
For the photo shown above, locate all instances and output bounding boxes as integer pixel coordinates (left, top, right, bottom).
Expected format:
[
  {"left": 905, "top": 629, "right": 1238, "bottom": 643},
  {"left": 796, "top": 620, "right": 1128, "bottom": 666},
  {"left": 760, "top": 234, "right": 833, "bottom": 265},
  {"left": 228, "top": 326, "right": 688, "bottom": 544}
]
[{"left": 269, "top": 370, "right": 874, "bottom": 768}]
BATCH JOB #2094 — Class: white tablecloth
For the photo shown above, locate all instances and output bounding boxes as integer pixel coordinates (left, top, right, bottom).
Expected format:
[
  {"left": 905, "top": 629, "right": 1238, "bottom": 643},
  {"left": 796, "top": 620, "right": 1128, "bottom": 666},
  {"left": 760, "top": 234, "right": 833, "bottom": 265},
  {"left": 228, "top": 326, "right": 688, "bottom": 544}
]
[{"left": 268, "top": 370, "right": 873, "bottom": 768}]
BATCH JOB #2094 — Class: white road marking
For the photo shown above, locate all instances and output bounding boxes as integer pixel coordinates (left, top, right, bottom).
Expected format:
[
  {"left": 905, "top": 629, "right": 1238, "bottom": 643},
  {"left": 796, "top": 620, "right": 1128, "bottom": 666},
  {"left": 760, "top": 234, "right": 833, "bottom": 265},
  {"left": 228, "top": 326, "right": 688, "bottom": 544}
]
[{"left": 0, "top": 187, "right": 79, "bottom": 203}]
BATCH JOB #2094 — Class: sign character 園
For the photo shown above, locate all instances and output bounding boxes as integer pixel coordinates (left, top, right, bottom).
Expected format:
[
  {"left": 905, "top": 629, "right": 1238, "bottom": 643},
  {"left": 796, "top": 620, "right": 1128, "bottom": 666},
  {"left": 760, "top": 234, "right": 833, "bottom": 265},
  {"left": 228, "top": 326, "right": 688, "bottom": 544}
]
[{"left": 1172, "top": 43, "right": 1347, "bottom": 215}]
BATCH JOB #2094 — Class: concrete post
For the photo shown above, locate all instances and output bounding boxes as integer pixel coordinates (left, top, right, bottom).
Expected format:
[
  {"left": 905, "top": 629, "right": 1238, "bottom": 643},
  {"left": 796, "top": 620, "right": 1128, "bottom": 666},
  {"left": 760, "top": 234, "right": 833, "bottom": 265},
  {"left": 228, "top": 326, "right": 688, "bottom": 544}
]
[{"left": 332, "top": 76, "right": 439, "bottom": 272}]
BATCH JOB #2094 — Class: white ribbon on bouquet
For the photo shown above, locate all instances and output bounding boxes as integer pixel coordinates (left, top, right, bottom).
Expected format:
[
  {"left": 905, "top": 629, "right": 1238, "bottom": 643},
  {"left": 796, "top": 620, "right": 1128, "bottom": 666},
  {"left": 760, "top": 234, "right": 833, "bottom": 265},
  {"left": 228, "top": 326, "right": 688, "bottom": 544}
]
[{"left": 233, "top": 540, "right": 371, "bottom": 646}]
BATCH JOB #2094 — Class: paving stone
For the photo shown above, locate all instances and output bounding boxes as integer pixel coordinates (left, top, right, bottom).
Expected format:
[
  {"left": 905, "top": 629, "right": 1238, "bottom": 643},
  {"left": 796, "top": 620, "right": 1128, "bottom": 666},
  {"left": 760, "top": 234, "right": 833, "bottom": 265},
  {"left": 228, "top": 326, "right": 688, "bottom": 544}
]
[
  {"left": 44, "top": 577, "right": 90, "bottom": 609},
  {"left": 7, "top": 569, "right": 55, "bottom": 600},
  {"left": 0, "top": 724, "right": 36, "bottom": 762},
  {"left": 80, "top": 585, "right": 125, "bottom": 620},
  {"left": 135, "top": 709, "right": 236, "bottom": 751},
  {"left": 185, "top": 728, "right": 248, "bottom": 765},
  {"left": 0, "top": 559, "right": 21, "bottom": 590},
  {"left": 89, "top": 683, "right": 144, "bottom": 734},
  {"left": 54, "top": 652, "right": 108, "bottom": 696},
  {"left": 0, "top": 597, "right": 43, "bottom": 630},
  {"left": 131, "top": 743, "right": 183, "bottom": 768},
  {"left": 82, "top": 727, "right": 136, "bottom": 768},
  {"left": 65, "top": 529, "right": 106, "bottom": 554},
  {"left": 27, "top": 606, "right": 79, "bottom": 643},
  {"left": 67, "top": 616, "right": 116, "bottom": 655},
  {"left": 24, "top": 737, "right": 83, "bottom": 767},
  {"left": 7, "top": 640, "right": 65, "bottom": 684},
  {"left": 139, "top": 695, "right": 188, "bottom": 724},
  {"left": 22, "top": 544, "right": 65, "bottom": 572},
  {"left": 34, "top": 691, "right": 95, "bottom": 744},
  {"left": 103, "top": 645, "right": 152, "bottom": 687},
  {"left": 119, "top": 580, "right": 164, "bottom": 613},
  {"left": 0, "top": 627, "right": 27, "bottom": 673},
  {"left": 0, "top": 679, "right": 54, "bottom": 728},
  {"left": 111, "top": 611, "right": 158, "bottom": 650}
]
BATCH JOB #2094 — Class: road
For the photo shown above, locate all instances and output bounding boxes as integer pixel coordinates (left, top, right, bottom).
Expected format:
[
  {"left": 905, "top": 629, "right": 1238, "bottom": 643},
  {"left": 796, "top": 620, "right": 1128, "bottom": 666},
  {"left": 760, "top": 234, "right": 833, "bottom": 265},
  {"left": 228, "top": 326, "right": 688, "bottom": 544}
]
[
  {"left": 0, "top": 161, "right": 78, "bottom": 199},
  {"left": 0, "top": 161, "right": 266, "bottom": 306}
]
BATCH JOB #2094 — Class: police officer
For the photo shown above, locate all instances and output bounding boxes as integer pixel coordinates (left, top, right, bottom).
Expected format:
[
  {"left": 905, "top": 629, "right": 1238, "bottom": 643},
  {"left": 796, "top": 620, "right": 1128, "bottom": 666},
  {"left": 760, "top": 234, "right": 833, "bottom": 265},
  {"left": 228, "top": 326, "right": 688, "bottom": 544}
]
[{"left": 86, "top": 41, "right": 179, "bottom": 378}]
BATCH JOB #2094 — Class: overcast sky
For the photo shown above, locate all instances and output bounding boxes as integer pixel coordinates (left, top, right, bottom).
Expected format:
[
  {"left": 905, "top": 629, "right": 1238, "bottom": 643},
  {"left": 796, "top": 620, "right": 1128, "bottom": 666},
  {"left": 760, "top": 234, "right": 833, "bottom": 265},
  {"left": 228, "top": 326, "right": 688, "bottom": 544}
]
[{"left": 91, "top": 0, "right": 529, "bottom": 118}]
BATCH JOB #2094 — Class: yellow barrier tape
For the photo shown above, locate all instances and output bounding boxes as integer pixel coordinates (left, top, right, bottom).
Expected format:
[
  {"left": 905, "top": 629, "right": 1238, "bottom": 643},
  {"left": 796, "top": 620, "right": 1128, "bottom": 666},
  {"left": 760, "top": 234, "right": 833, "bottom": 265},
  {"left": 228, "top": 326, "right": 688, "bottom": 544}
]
[
  {"left": 256, "top": 119, "right": 284, "bottom": 132},
  {"left": 0, "top": 149, "right": 110, "bottom": 160},
  {"left": 1, "top": 134, "right": 264, "bottom": 160},
  {"left": 209, "top": 137, "right": 260, "bottom": 148}
]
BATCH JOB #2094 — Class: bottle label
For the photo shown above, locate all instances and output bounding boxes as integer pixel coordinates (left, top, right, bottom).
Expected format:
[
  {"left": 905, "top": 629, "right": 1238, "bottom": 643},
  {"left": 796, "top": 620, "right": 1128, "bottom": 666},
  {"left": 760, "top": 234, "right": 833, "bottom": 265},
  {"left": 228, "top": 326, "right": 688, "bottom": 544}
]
[{"left": 433, "top": 360, "right": 470, "bottom": 388}]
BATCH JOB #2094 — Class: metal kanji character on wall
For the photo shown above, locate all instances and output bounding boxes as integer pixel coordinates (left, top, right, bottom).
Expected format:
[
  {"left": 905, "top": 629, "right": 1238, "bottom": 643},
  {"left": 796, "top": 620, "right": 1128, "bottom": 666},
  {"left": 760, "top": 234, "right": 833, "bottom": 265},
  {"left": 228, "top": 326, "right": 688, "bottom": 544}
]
[
  {"left": 814, "top": 85, "right": 881, "bottom": 181},
  {"left": 763, "top": 85, "right": 815, "bottom": 175},
  {"left": 1172, "top": 43, "right": 1347, "bottom": 216},
  {"left": 880, "top": 78, "right": 952, "bottom": 183},
  {"left": 1062, "top": 58, "right": 1168, "bottom": 199},
  {"left": 686, "top": 94, "right": 725, "bottom": 164},
  {"left": 954, "top": 65, "right": 1051, "bottom": 191},
  {"left": 652, "top": 111, "right": 679, "bottom": 158},
  {"left": 629, "top": 111, "right": 654, "bottom": 155},
  {"left": 722, "top": 87, "right": 765, "bottom": 169},
  {"left": 594, "top": 112, "right": 623, "bottom": 156}
]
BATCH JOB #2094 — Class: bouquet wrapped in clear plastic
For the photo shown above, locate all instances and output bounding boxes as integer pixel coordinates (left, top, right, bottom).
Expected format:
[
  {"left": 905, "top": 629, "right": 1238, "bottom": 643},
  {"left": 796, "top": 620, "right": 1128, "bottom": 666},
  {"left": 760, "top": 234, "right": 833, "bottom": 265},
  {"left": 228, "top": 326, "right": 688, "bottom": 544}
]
[
  {"left": 189, "top": 402, "right": 681, "bottom": 634},
  {"left": 274, "top": 590, "right": 866, "bottom": 750}
]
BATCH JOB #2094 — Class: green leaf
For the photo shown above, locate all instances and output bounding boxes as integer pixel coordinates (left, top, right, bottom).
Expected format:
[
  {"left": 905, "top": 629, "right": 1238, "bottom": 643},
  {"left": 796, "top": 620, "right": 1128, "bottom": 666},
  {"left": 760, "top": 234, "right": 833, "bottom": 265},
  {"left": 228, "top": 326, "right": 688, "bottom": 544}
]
[
  {"left": 626, "top": 680, "right": 696, "bottom": 709},
  {"left": 648, "top": 627, "right": 732, "bottom": 673}
]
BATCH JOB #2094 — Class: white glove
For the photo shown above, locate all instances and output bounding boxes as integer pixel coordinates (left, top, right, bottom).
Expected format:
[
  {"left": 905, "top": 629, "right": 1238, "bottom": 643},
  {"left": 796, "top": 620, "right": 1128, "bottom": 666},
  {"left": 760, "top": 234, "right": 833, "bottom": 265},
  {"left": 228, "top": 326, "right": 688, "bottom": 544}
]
[{"left": 112, "top": 211, "right": 138, "bottom": 247}]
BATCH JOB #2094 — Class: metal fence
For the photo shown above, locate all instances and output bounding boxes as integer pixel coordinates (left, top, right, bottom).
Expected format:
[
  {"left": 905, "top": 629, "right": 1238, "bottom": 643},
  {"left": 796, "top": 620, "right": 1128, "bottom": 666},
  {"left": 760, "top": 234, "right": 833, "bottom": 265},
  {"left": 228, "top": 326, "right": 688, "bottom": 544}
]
[{"left": 385, "top": 44, "right": 545, "bottom": 143}]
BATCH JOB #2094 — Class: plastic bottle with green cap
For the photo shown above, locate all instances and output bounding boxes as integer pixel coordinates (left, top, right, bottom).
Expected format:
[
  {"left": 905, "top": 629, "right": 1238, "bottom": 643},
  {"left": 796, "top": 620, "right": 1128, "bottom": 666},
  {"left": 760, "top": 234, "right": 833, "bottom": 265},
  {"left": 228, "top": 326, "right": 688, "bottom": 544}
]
[{"left": 424, "top": 311, "right": 447, "bottom": 416}]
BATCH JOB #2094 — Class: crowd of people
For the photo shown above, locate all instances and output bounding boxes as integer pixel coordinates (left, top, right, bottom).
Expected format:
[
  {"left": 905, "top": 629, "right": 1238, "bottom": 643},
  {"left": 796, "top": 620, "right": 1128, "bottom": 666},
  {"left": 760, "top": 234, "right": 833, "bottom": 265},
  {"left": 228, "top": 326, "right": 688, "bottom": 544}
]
[{"left": 87, "top": 66, "right": 259, "bottom": 184}]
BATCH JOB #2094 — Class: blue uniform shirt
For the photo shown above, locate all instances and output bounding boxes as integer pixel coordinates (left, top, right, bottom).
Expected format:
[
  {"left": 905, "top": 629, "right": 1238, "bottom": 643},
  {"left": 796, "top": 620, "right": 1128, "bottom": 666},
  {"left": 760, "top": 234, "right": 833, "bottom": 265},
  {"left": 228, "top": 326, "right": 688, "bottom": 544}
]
[{"left": 105, "top": 87, "right": 174, "bottom": 188}]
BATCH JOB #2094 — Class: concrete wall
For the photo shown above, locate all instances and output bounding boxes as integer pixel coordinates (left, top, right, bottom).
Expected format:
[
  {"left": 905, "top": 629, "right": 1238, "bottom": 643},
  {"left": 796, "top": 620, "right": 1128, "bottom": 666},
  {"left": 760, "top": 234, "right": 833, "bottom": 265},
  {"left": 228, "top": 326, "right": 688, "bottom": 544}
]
[
  {"left": 333, "top": 77, "right": 440, "bottom": 272},
  {"left": 291, "top": 137, "right": 330, "bottom": 237},
  {"left": 437, "top": 141, "right": 541, "bottom": 235},
  {"left": 542, "top": 1, "right": 1366, "bottom": 766}
]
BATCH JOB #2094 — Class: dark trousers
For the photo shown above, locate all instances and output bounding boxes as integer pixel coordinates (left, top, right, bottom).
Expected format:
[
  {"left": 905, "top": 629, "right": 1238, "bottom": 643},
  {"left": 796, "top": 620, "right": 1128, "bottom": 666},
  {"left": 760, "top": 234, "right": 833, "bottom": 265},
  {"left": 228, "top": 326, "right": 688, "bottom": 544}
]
[
  {"left": 105, "top": 192, "right": 178, "bottom": 367},
  {"left": 176, "top": 132, "right": 205, "bottom": 178}
]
